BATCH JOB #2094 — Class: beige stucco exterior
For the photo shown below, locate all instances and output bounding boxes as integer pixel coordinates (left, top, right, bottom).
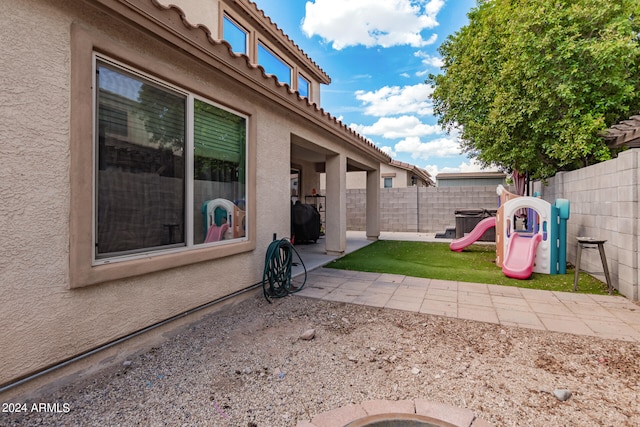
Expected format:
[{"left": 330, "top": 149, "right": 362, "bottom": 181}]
[
  {"left": 0, "top": 0, "right": 388, "bottom": 393},
  {"left": 321, "top": 161, "right": 433, "bottom": 190}
]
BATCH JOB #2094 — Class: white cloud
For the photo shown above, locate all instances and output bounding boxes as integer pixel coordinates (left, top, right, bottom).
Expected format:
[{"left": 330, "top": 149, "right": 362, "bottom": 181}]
[
  {"left": 355, "top": 83, "right": 434, "bottom": 117},
  {"left": 425, "top": 159, "right": 501, "bottom": 177},
  {"left": 379, "top": 145, "right": 397, "bottom": 157},
  {"left": 459, "top": 160, "right": 500, "bottom": 173},
  {"left": 302, "top": 0, "right": 445, "bottom": 50},
  {"left": 421, "top": 33, "right": 439, "bottom": 46},
  {"left": 394, "top": 135, "right": 460, "bottom": 160},
  {"left": 424, "top": 164, "right": 441, "bottom": 176},
  {"left": 350, "top": 116, "right": 442, "bottom": 139},
  {"left": 414, "top": 50, "right": 444, "bottom": 68}
]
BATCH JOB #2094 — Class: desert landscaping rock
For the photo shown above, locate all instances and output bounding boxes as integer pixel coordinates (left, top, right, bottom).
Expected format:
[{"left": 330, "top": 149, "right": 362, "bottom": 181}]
[
  {"left": 553, "top": 389, "right": 573, "bottom": 402},
  {"left": 300, "top": 329, "right": 316, "bottom": 341},
  {"left": 5, "top": 294, "right": 640, "bottom": 426}
]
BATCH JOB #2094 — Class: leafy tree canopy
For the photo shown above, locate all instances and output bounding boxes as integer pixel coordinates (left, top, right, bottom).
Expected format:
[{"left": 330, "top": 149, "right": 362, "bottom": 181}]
[{"left": 427, "top": 0, "right": 640, "bottom": 179}]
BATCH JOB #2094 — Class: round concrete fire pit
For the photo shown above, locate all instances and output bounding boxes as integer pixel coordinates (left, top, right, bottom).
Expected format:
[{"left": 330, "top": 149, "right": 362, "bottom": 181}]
[
  {"left": 295, "top": 399, "right": 493, "bottom": 427},
  {"left": 344, "top": 412, "right": 454, "bottom": 426}
]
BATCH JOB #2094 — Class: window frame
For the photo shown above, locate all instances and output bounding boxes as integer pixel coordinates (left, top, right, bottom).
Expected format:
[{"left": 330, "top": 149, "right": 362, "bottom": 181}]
[
  {"left": 93, "top": 55, "right": 249, "bottom": 265},
  {"left": 297, "top": 74, "right": 310, "bottom": 98},
  {"left": 222, "top": 14, "right": 249, "bottom": 54},
  {"left": 70, "top": 24, "right": 256, "bottom": 288},
  {"left": 383, "top": 177, "right": 393, "bottom": 188},
  {"left": 257, "top": 41, "right": 292, "bottom": 86}
]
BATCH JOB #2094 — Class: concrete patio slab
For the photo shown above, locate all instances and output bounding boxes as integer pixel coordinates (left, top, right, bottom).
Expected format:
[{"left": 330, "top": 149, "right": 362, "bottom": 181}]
[
  {"left": 425, "top": 288, "right": 458, "bottom": 302},
  {"left": 292, "top": 230, "right": 640, "bottom": 342},
  {"left": 420, "top": 299, "right": 457, "bottom": 317},
  {"left": 393, "top": 286, "right": 428, "bottom": 299},
  {"left": 352, "top": 292, "right": 393, "bottom": 307},
  {"left": 495, "top": 308, "right": 544, "bottom": 328},
  {"left": 385, "top": 297, "right": 424, "bottom": 312},
  {"left": 458, "top": 304, "right": 499, "bottom": 324},
  {"left": 458, "top": 293, "right": 493, "bottom": 307},
  {"left": 377, "top": 273, "right": 406, "bottom": 283},
  {"left": 368, "top": 281, "right": 400, "bottom": 294}
]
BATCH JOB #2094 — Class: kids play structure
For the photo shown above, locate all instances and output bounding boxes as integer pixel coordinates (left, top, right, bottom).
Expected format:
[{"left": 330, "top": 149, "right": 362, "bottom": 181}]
[
  {"left": 450, "top": 185, "right": 570, "bottom": 280},
  {"left": 201, "top": 198, "right": 246, "bottom": 243}
]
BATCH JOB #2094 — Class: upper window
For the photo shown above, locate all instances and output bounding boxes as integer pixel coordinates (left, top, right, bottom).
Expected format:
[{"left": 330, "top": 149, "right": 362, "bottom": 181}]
[
  {"left": 297, "top": 75, "right": 310, "bottom": 98},
  {"left": 95, "top": 57, "right": 247, "bottom": 263},
  {"left": 383, "top": 177, "right": 393, "bottom": 188},
  {"left": 223, "top": 16, "right": 248, "bottom": 54},
  {"left": 258, "top": 42, "right": 291, "bottom": 86}
]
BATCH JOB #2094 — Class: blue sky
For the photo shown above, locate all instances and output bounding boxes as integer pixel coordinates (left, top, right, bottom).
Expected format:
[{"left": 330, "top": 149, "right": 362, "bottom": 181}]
[{"left": 253, "top": 0, "right": 492, "bottom": 177}]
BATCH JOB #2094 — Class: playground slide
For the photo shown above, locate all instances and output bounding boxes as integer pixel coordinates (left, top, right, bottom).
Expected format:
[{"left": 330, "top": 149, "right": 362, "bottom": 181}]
[
  {"left": 449, "top": 217, "right": 496, "bottom": 252},
  {"left": 502, "top": 233, "right": 542, "bottom": 280}
]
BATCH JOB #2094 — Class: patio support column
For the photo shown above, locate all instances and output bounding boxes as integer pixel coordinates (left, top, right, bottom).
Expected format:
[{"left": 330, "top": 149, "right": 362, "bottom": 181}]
[
  {"left": 366, "top": 168, "right": 380, "bottom": 241},
  {"left": 325, "top": 153, "right": 346, "bottom": 255}
]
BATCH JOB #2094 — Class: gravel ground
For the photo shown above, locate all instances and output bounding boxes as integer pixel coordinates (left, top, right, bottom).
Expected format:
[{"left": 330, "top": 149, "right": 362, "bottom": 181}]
[{"left": 5, "top": 292, "right": 640, "bottom": 426}]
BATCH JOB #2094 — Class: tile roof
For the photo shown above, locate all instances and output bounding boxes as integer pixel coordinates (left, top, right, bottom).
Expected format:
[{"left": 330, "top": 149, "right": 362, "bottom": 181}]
[
  {"left": 241, "top": 0, "right": 331, "bottom": 84},
  {"left": 146, "top": 0, "right": 390, "bottom": 162},
  {"left": 390, "top": 160, "right": 434, "bottom": 185}
]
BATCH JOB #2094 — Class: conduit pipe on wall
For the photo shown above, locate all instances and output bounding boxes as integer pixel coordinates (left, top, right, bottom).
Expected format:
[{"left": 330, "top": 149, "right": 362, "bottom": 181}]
[{"left": 0, "top": 282, "right": 263, "bottom": 394}]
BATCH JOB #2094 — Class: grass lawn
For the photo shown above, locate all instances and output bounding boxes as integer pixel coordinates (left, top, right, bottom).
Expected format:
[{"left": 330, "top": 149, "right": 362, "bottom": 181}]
[{"left": 326, "top": 240, "right": 612, "bottom": 295}]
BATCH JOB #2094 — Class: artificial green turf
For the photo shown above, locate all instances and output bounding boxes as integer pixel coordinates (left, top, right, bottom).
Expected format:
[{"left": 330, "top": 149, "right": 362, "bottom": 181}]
[{"left": 325, "top": 240, "right": 612, "bottom": 295}]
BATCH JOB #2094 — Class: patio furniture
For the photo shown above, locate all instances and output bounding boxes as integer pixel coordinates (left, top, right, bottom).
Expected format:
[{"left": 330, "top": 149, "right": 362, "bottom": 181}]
[{"left": 573, "top": 237, "right": 613, "bottom": 294}]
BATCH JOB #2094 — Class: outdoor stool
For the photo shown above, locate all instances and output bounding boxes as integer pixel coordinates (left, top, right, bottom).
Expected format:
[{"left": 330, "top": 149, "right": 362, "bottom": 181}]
[{"left": 573, "top": 237, "right": 613, "bottom": 294}]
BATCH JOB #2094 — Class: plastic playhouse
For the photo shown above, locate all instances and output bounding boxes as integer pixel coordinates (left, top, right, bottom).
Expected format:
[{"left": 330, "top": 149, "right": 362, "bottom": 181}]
[
  {"left": 450, "top": 185, "right": 570, "bottom": 280},
  {"left": 201, "top": 198, "right": 246, "bottom": 243}
]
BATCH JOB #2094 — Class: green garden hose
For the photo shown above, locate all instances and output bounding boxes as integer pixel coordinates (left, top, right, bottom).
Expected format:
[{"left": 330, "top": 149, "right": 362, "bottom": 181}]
[{"left": 262, "top": 238, "right": 307, "bottom": 302}]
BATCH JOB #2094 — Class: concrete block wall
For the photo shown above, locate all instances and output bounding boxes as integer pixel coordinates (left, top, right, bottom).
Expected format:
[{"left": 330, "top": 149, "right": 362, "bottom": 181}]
[
  {"left": 532, "top": 149, "right": 639, "bottom": 300},
  {"left": 419, "top": 186, "right": 500, "bottom": 233},
  {"left": 346, "top": 185, "right": 501, "bottom": 234},
  {"left": 346, "top": 189, "right": 367, "bottom": 231}
]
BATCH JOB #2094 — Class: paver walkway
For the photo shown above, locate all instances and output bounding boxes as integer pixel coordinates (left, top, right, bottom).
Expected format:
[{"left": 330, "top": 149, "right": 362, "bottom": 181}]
[{"left": 293, "top": 267, "right": 640, "bottom": 342}]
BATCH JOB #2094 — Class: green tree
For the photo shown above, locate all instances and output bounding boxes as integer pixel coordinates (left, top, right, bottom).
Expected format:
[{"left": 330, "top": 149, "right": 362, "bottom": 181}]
[
  {"left": 137, "top": 83, "right": 186, "bottom": 150},
  {"left": 427, "top": 0, "right": 640, "bottom": 179}
]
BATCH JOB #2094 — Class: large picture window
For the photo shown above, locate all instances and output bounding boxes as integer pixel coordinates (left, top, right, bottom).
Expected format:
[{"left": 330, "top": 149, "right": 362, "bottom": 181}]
[{"left": 95, "top": 57, "right": 247, "bottom": 262}]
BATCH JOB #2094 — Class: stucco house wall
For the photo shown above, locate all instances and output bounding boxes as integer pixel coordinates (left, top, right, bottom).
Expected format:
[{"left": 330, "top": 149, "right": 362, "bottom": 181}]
[
  {"left": 0, "top": 0, "right": 386, "bottom": 393},
  {"left": 322, "top": 161, "right": 432, "bottom": 190}
]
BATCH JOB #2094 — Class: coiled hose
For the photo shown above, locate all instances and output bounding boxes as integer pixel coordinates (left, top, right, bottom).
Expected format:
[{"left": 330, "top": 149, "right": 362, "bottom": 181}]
[{"left": 262, "top": 238, "right": 307, "bottom": 302}]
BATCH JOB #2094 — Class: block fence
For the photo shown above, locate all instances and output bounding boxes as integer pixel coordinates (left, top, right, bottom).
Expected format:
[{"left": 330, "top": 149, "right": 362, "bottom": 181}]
[
  {"left": 532, "top": 149, "right": 639, "bottom": 300},
  {"left": 346, "top": 185, "right": 502, "bottom": 234}
]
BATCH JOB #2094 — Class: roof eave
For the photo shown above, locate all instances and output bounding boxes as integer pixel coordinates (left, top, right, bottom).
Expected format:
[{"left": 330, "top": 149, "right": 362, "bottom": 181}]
[{"left": 91, "top": 0, "right": 387, "bottom": 162}]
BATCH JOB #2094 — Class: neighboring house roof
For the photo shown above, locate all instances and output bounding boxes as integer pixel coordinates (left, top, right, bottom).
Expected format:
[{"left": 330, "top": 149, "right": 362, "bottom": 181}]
[
  {"left": 436, "top": 172, "right": 506, "bottom": 181},
  {"left": 144, "top": 0, "right": 390, "bottom": 163},
  {"left": 603, "top": 115, "right": 640, "bottom": 148},
  {"left": 389, "top": 160, "right": 434, "bottom": 186}
]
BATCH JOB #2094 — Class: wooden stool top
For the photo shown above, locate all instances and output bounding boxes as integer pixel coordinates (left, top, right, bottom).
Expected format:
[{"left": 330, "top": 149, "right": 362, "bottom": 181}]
[{"left": 577, "top": 237, "right": 607, "bottom": 244}]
